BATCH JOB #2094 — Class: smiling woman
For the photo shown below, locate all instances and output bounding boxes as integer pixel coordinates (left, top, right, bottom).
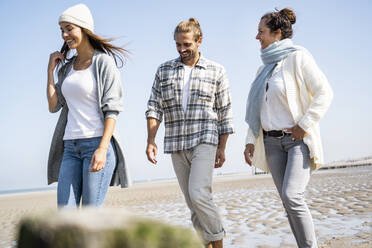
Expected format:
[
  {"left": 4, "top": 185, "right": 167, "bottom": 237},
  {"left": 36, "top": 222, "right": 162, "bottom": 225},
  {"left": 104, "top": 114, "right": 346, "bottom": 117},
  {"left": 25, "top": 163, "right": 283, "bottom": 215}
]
[
  {"left": 46, "top": 3, "right": 131, "bottom": 209},
  {"left": 244, "top": 7, "right": 333, "bottom": 248},
  {"left": 57, "top": 3, "right": 126, "bottom": 69}
]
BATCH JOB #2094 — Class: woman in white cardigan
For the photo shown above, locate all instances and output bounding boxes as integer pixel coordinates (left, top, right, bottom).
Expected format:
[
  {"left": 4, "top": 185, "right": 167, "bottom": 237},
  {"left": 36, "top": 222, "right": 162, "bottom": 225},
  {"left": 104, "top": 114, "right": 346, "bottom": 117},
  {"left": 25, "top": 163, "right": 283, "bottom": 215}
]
[{"left": 244, "top": 8, "right": 333, "bottom": 248}]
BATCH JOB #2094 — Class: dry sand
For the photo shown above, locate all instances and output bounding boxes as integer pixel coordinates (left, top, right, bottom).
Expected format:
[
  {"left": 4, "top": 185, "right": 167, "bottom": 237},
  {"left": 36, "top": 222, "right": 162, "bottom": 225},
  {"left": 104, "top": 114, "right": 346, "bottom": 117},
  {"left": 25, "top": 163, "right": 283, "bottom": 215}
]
[{"left": 0, "top": 166, "right": 371, "bottom": 248}]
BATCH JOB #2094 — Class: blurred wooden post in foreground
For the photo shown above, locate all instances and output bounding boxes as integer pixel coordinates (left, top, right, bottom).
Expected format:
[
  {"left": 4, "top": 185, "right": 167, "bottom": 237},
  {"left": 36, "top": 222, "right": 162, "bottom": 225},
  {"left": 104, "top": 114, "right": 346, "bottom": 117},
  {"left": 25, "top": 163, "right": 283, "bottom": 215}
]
[{"left": 17, "top": 208, "right": 202, "bottom": 248}]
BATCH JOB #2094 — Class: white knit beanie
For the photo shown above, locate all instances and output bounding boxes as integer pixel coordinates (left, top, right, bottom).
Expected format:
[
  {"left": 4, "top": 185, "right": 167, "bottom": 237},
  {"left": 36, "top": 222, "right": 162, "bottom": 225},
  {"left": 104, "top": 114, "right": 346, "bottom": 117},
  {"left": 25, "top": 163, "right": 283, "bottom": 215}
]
[{"left": 58, "top": 4, "right": 94, "bottom": 33}]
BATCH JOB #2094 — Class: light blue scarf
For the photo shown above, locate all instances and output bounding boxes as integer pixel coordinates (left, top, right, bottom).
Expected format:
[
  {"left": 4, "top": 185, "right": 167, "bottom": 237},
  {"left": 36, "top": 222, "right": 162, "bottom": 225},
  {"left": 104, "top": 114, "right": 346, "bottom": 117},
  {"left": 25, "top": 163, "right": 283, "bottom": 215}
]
[{"left": 245, "top": 39, "right": 298, "bottom": 138}]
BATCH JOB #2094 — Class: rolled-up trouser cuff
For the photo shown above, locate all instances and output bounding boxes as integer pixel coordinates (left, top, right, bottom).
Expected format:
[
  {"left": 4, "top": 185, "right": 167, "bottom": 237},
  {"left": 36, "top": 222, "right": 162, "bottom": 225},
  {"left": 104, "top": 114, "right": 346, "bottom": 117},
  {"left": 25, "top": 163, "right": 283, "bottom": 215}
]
[{"left": 203, "top": 228, "right": 225, "bottom": 243}]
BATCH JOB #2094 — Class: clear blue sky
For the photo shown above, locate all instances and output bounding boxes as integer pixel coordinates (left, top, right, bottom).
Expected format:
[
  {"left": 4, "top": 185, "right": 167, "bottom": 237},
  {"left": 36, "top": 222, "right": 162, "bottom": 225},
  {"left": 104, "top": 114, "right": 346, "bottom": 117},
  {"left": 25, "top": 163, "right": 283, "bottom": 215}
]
[{"left": 0, "top": 0, "right": 371, "bottom": 191}]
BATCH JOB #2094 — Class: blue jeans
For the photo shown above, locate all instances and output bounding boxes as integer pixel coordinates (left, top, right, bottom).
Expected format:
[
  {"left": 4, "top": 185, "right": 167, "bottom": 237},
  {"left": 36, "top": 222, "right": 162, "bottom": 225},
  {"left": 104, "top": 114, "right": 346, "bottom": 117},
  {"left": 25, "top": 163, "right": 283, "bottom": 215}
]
[
  {"left": 264, "top": 134, "right": 317, "bottom": 248},
  {"left": 57, "top": 137, "right": 116, "bottom": 208}
]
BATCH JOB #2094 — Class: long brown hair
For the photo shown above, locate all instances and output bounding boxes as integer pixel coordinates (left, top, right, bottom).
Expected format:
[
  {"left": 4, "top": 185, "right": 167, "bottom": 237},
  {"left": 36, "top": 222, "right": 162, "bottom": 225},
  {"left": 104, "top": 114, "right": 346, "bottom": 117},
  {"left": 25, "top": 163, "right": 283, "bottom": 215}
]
[{"left": 60, "top": 28, "right": 128, "bottom": 68}]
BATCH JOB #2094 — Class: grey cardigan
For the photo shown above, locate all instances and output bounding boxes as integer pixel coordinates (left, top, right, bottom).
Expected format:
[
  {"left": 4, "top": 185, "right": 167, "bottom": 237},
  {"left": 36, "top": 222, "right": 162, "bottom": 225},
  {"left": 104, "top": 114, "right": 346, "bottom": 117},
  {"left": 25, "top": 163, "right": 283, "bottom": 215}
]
[{"left": 47, "top": 50, "right": 131, "bottom": 188}]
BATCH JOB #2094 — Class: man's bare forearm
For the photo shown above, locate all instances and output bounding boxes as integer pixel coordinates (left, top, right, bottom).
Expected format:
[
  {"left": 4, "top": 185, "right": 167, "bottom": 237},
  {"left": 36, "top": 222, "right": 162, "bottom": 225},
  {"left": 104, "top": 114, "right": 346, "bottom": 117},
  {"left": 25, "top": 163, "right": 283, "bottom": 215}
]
[
  {"left": 218, "top": 133, "right": 229, "bottom": 150},
  {"left": 147, "top": 117, "right": 161, "bottom": 143}
]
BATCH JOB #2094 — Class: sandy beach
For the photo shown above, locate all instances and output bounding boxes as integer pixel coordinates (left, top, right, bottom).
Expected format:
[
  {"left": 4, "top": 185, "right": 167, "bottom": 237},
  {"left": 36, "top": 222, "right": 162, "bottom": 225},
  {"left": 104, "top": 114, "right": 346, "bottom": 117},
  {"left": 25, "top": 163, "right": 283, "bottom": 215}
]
[{"left": 0, "top": 166, "right": 371, "bottom": 248}]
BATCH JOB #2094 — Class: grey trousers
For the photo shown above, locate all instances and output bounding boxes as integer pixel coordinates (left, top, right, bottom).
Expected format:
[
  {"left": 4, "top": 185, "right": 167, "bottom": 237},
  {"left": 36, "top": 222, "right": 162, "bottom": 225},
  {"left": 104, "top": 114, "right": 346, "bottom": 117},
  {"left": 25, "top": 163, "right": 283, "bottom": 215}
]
[
  {"left": 171, "top": 144, "right": 224, "bottom": 243},
  {"left": 264, "top": 135, "right": 317, "bottom": 248}
]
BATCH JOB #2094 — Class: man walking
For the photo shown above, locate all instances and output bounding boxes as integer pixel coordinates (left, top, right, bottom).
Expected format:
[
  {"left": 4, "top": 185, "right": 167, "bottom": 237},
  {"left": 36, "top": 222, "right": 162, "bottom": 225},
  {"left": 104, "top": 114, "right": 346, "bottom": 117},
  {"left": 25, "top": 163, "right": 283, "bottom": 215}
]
[{"left": 145, "top": 18, "right": 234, "bottom": 248}]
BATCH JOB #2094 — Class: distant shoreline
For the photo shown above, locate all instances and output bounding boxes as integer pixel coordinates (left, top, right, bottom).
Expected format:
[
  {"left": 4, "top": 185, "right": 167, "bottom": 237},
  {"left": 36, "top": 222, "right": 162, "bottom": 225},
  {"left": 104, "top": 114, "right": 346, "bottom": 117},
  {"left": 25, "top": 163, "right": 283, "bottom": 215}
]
[
  {"left": 1, "top": 162, "right": 370, "bottom": 196},
  {"left": 319, "top": 162, "right": 372, "bottom": 170},
  {"left": 0, "top": 186, "right": 57, "bottom": 196}
]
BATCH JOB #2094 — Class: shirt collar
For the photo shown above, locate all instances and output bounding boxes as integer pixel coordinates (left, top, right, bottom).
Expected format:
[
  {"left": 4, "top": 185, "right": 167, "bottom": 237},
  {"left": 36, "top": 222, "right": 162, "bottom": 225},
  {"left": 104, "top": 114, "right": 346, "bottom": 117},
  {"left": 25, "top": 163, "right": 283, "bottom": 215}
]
[{"left": 172, "top": 53, "right": 207, "bottom": 69}]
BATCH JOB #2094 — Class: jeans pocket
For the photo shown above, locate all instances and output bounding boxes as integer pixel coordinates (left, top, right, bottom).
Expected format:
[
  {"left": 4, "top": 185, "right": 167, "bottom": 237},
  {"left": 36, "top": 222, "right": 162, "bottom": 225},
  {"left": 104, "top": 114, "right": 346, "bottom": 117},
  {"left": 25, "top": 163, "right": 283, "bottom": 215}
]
[
  {"left": 63, "top": 140, "right": 74, "bottom": 150},
  {"left": 80, "top": 137, "right": 102, "bottom": 157}
]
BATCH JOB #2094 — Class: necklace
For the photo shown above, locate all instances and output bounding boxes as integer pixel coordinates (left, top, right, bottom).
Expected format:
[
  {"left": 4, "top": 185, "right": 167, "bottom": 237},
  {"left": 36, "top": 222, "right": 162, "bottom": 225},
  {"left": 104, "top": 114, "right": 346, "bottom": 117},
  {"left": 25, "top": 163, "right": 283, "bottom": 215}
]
[{"left": 74, "top": 56, "right": 92, "bottom": 70}]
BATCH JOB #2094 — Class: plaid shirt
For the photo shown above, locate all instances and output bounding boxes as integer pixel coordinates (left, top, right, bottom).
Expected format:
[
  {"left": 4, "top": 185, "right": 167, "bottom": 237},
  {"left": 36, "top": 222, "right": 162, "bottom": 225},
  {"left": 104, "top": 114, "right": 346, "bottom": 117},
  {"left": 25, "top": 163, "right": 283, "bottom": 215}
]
[{"left": 146, "top": 55, "right": 234, "bottom": 153}]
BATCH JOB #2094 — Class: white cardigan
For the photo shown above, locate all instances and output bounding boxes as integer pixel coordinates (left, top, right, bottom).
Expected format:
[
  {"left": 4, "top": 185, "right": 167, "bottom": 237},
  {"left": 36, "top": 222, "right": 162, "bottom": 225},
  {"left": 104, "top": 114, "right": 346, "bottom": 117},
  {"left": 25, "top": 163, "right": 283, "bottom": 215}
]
[{"left": 245, "top": 48, "right": 333, "bottom": 172}]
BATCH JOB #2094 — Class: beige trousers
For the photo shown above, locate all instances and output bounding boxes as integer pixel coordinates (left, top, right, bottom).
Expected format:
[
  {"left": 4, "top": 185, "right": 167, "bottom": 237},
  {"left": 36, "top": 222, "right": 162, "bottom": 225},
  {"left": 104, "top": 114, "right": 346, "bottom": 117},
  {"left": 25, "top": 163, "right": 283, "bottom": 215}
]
[{"left": 171, "top": 144, "right": 224, "bottom": 242}]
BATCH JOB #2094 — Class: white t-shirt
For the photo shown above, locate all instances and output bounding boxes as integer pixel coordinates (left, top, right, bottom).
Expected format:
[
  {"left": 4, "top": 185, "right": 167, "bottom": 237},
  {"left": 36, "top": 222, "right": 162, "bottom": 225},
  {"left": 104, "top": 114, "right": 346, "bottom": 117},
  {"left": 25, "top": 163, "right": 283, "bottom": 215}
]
[
  {"left": 260, "top": 61, "right": 295, "bottom": 131},
  {"left": 182, "top": 65, "right": 193, "bottom": 113},
  {"left": 61, "top": 65, "right": 104, "bottom": 140}
]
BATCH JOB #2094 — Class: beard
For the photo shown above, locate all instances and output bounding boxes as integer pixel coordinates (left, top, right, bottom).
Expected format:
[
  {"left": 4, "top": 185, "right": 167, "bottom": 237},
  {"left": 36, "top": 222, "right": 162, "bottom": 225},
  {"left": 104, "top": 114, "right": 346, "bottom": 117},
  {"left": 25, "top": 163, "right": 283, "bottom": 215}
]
[{"left": 180, "top": 49, "right": 196, "bottom": 63}]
